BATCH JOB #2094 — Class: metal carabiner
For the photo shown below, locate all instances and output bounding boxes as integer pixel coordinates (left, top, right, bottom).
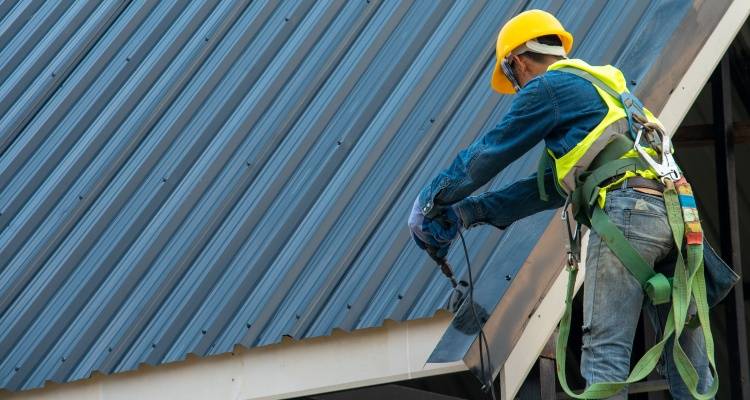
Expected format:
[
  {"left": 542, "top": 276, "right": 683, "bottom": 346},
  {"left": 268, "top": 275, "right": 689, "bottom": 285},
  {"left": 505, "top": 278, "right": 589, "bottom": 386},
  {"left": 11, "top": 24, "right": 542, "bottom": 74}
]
[
  {"left": 560, "top": 194, "right": 581, "bottom": 270},
  {"left": 633, "top": 123, "right": 681, "bottom": 184}
]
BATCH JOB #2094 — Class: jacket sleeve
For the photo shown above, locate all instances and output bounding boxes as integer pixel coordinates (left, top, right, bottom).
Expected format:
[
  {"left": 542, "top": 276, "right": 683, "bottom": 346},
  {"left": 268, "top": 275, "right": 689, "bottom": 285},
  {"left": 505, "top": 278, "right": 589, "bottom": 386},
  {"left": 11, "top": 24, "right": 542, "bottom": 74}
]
[
  {"left": 418, "top": 75, "right": 559, "bottom": 218},
  {"left": 453, "top": 168, "right": 565, "bottom": 229}
]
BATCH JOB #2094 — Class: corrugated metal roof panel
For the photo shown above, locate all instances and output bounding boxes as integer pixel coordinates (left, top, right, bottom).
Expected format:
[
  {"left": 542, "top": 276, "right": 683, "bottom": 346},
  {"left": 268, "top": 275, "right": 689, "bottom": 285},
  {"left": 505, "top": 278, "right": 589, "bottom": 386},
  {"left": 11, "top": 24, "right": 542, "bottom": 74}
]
[{"left": 0, "top": 0, "right": 726, "bottom": 392}]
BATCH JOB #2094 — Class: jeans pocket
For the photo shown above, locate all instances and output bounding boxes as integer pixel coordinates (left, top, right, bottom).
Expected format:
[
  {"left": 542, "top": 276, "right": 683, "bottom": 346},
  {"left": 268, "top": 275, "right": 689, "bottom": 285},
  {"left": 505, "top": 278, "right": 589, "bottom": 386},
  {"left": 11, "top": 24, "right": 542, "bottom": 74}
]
[
  {"left": 581, "top": 233, "right": 602, "bottom": 341},
  {"left": 624, "top": 209, "right": 672, "bottom": 248}
]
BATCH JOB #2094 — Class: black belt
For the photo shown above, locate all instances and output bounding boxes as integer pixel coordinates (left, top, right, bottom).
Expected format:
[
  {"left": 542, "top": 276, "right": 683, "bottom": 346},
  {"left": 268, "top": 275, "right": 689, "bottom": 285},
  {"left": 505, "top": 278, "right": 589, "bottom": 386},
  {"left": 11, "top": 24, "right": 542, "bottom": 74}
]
[
  {"left": 603, "top": 174, "right": 665, "bottom": 192},
  {"left": 621, "top": 176, "right": 664, "bottom": 192}
]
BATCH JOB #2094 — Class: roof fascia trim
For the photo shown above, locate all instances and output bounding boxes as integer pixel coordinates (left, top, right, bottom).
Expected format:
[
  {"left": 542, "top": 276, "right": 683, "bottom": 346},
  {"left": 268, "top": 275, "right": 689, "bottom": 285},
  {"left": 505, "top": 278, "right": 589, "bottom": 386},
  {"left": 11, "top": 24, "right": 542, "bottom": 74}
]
[{"left": 1, "top": 314, "right": 465, "bottom": 400}]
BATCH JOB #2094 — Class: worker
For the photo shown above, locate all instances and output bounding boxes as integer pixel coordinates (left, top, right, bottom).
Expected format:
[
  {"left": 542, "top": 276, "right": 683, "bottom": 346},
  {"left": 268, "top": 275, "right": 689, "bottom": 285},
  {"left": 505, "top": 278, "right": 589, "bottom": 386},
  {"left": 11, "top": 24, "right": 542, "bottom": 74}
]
[{"left": 408, "top": 9, "right": 717, "bottom": 400}]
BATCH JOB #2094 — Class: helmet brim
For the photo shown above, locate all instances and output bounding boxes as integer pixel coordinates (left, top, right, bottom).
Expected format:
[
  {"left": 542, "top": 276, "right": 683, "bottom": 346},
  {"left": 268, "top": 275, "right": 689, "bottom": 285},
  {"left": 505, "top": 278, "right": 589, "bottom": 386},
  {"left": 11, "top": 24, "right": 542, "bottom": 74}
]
[{"left": 491, "top": 60, "right": 516, "bottom": 94}]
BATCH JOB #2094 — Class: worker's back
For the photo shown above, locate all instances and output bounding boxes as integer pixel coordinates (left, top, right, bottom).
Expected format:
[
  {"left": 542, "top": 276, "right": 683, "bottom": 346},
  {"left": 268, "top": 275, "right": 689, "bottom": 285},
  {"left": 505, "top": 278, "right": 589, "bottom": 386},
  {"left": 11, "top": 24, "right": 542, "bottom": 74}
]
[{"left": 521, "top": 68, "right": 610, "bottom": 158}]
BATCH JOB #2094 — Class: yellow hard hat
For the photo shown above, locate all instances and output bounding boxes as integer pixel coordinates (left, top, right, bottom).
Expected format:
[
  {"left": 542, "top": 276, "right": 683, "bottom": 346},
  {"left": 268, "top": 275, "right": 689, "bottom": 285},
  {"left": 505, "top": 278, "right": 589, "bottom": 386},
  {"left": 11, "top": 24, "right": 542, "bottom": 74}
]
[{"left": 491, "top": 10, "right": 573, "bottom": 94}]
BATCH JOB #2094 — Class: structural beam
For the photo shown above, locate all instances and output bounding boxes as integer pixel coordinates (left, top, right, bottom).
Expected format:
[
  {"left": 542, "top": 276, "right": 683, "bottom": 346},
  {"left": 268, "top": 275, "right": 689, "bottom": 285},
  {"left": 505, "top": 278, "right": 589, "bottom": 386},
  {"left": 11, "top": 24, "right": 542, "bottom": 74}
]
[
  {"left": 674, "top": 121, "right": 750, "bottom": 146},
  {"left": 728, "top": 23, "right": 750, "bottom": 113},
  {"left": 311, "top": 384, "right": 469, "bottom": 400},
  {"left": 712, "top": 54, "right": 750, "bottom": 400},
  {"left": 657, "top": 0, "right": 750, "bottom": 135}
]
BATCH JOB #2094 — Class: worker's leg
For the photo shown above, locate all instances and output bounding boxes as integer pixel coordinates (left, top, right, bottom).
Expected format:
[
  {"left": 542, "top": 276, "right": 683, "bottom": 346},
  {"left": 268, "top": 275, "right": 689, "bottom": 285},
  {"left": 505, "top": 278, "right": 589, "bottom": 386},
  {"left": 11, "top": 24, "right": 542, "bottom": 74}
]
[
  {"left": 580, "top": 189, "right": 673, "bottom": 399},
  {"left": 645, "top": 291, "right": 714, "bottom": 399}
]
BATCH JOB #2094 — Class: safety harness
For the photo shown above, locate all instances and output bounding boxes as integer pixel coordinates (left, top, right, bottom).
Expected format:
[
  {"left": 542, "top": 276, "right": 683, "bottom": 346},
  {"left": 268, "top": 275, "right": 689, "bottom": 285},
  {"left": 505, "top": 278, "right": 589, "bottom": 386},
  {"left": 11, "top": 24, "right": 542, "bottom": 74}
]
[{"left": 537, "top": 65, "right": 718, "bottom": 399}]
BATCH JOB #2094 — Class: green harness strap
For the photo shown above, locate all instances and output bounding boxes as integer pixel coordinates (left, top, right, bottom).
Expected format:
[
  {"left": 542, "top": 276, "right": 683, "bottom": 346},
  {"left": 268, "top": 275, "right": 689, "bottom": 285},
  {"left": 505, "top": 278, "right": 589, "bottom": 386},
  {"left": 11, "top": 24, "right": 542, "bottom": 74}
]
[
  {"left": 556, "top": 66, "right": 622, "bottom": 99},
  {"left": 537, "top": 150, "right": 550, "bottom": 202},
  {"left": 548, "top": 68, "right": 719, "bottom": 399},
  {"left": 590, "top": 206, "right": 672, "bottom": 305},
  {"left": 555, "top": 176, "right": 719, "bottom": 399},
  {"left": 573, "top": 151, "right": 674, "bottom": 304},
  {"left": 662, "top": 181, "right": 719, "bottom": 399},
  {"left": 536, "top": 127, "right": 639, "bottom": 207},
  {"left": 537, "top": 148, "right": 568, "bottom": 202},
  {"left": 537, "top": 142, "right": 672, "bottom": 304},
  {"left": 587, "top": 134, "right": 636, "bottom": 170}
]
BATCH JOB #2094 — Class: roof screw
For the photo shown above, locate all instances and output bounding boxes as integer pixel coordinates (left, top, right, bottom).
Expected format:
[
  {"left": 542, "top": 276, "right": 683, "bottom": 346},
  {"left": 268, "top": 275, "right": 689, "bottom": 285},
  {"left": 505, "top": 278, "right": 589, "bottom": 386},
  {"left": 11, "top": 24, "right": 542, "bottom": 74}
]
[
  {"left": 151, "top": 343, "right": 156, "bottom": 348},
  {"left": 284, "top": 17, "right": 289, "bottom": 21},
  {"left": 246, "top": 322, "right": 251, "bottom": 328},
  {"left": 162, "top": 177, "right": 167, "bottom": 182},
  {"left": 397, "top": 294, "right": 403, "bottom": 300},
  {"left": 126, "top": 56, "right": 131, "bottom": 62},
  {"left": 51, "top": 72, "right": 56, "bottom": 77},
  {"left": 201, "top": 329, "right": 207, "bottom": 335},
  {"left": 505, "top": 275, "right": 512, "bottom": 281},
  {"left": 14, "top": 366, "right": 19, "bottom": 372},
  {"left": 61, "top": 356, "right": 66, "bottom": 362},
  {"left": 336, "top": 140, "right": 342, "bottom": 146},
  {"left": 346, "top": 304, "right": 351, "bottom": 309},
  {"left": 630, "top": 79, "right": 636, "bottom": 86},
  {"left": 78, "top": 195, "right": 83, "bottom": 200},
  {"left": 204, "top": 36, "right": 209, "bottom": 42},
  {"left": 429, "top": 118, "right": 435, "bottom": 123},
  {"left": 108, "top": 347, "right": 113, "bottom": 352},
  {"left": 295, "top": 314, "right": 300, "bottom": 320}
]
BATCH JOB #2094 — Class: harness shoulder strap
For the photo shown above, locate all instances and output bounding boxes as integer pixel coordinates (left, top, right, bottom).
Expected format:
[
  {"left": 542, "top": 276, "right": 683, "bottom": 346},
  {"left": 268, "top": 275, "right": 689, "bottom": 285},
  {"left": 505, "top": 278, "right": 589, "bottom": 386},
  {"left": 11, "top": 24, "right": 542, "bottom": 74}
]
[
  {"left": 556, "top": 66, "right": 621, "bottom": 99},
  {"left": 556, "top": 66, "right": 647, "bottom": 140}
]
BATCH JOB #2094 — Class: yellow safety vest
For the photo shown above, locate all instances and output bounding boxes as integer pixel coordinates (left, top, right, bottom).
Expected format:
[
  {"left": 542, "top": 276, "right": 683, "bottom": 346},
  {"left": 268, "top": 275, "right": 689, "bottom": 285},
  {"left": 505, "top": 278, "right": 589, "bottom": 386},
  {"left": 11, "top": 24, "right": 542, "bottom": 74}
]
[{"left": 544, "top": 59, "right": 660, "bottom": 208}]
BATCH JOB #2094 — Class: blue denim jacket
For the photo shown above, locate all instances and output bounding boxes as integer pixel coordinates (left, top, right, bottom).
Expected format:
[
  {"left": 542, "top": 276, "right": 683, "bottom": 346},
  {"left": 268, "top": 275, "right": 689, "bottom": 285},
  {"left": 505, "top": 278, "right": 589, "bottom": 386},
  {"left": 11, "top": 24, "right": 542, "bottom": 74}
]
[{"left": 419, "top": 69, "right": 610, "bottom": 228}]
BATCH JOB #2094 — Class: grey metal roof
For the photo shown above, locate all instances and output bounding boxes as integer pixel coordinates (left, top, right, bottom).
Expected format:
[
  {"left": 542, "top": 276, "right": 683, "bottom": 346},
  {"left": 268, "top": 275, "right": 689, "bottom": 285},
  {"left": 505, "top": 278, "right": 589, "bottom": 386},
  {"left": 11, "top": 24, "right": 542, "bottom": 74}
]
[{"left": 0, "top": 0, "right": 728, "bottom": 392}]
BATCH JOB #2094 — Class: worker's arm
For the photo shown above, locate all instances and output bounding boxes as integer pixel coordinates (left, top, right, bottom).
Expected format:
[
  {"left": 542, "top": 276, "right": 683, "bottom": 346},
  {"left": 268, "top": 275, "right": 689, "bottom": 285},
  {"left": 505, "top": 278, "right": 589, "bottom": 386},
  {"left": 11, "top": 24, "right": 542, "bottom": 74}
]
[
  {"left": 419, "top": 75, "right": 558, "bottom": 219},
  {"left": 453, "top": 168, "right": 565, "bottom": 229}
]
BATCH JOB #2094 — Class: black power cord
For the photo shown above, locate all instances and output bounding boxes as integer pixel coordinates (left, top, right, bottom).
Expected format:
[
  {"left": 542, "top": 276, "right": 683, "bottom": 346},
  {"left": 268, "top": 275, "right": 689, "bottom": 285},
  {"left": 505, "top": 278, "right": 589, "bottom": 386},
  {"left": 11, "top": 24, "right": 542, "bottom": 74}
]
[{"left": 458, "top": 230, "right": 498, "bottom": 400}]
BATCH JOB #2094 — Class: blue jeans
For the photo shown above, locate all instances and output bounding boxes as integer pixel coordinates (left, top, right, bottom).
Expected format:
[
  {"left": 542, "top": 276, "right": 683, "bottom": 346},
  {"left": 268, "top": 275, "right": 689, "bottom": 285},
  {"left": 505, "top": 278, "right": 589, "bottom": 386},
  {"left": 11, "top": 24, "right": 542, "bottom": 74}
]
[{"left": 580, "top": 188, "right": 713, "bottom": 399}]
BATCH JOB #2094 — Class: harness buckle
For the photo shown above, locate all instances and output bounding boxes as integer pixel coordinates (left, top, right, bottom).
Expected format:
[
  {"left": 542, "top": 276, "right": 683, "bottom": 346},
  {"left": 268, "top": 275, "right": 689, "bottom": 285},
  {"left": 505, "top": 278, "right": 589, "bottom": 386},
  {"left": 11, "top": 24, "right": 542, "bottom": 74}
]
[
  {"left": 632, "top": 122, "right": 681, "bottom": 184},
  {"left": 566, "top": 250, "right": 579, "bottom": 271},
  {"left": 562, "top": 196, "right": 581, "bottom": 271},
  {"left": 561, "top": 195, "right": 571, "bottom": 221}
]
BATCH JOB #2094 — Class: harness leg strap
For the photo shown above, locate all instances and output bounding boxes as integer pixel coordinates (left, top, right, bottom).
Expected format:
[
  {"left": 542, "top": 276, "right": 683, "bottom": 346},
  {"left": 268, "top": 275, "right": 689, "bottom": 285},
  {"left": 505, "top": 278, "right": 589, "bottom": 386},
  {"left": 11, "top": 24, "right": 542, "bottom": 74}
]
[{"left": 590, "top": 206, "right": 671, "bottom": 305}]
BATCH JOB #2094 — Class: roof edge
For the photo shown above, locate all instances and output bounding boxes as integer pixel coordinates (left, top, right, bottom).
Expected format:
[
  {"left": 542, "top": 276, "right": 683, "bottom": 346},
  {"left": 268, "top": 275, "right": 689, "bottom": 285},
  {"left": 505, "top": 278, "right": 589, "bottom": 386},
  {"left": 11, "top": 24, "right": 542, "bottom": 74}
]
[
  {"left": 0, "top": 313, "right": 464, "bottom": 399},
  {"left": 639, "top": 0, "right": 737, "bottom": 116},
  {"left": 659, "top": 0, "right": 750, "bottom": 134}
]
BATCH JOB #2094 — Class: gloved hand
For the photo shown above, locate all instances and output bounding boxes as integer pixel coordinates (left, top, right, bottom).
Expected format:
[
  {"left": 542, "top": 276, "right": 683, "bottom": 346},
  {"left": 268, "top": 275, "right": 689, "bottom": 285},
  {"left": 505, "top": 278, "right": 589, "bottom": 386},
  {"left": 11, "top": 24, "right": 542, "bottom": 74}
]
[{"left": 408, "top": 197, "right": 462, "bottom": 260}]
